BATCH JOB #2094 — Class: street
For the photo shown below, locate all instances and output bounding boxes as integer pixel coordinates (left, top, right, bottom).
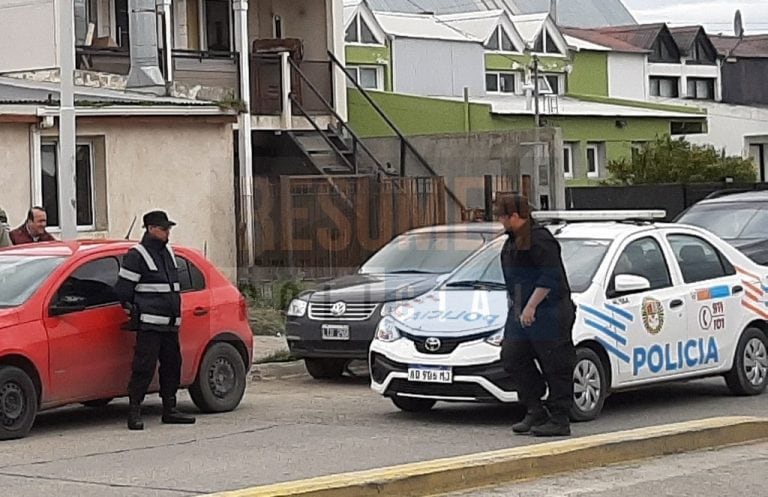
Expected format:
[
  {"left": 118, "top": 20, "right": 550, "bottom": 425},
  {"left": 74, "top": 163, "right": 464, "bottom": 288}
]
[
  {"left": 447, "top": 440, "right": 768, "bottom": 497},
  {"left": 2, "top": 367, "right": 768, "bottom": 497}
]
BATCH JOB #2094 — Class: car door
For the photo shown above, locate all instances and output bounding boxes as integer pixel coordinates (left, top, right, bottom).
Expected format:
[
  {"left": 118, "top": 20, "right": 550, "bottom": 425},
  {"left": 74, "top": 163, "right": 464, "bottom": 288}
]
[
  {"left": 176, "top": 254, "right": 211, "bottom": 386},
  {"left": 44, "top": 254, "right": 135, "bottom": 403},
  {"left": 604, "top": 235, "right": 688, "bottom": 384},
  {"left": 664, "top": 232, "right": 742, "bottom": 374}
]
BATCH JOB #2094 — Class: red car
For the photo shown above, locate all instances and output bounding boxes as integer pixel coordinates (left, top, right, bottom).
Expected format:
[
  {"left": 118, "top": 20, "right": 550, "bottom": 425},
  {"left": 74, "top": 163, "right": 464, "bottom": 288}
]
[{"left": 0, "top": 240, "right": 253, "bottom": 440}]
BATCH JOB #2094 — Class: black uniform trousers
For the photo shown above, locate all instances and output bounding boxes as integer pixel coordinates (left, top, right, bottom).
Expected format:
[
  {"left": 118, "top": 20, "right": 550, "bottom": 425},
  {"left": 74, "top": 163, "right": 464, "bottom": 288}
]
[
  {"left": 128, "top": 331, "right": 182, "bottom": 405},
  {"left": 501, "top": 302, "right": 576, "bottom": 419}
]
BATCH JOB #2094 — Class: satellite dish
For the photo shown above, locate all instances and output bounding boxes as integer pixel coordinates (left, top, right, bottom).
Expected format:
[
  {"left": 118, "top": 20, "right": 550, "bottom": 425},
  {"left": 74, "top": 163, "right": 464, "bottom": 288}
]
[{"left": 734, "top": 9, "right": 744, "bottom": 38}]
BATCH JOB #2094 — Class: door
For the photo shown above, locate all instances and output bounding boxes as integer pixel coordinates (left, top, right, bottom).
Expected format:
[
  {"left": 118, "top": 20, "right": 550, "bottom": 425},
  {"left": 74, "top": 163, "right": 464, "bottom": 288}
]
[
  {"left": 665, "top": 233, "right": 742, "bottom": 374},
  {"left": 44, "top": 255, "right": 135, "bottom": 402},
  {"left": 605, "top": 236, "right": 688, "bottom": 384},
  {"left": 176, "top": 255, "right": 211, "bottom": 386}
]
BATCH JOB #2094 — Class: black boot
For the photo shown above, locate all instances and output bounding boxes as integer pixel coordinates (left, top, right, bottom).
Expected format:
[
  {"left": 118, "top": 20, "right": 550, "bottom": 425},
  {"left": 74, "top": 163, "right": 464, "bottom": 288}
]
[
  {"left": 531, "top": 413, "right": 571, "bottom": 437},
  {"left": 161, "top": 396, "right": 196, "bottom": 425},
  {"left": 512, "top": 407, "right": 549, "bottom": 434},
  {"left": 127, "top": 404, "right": 144, "bottom": 431}
]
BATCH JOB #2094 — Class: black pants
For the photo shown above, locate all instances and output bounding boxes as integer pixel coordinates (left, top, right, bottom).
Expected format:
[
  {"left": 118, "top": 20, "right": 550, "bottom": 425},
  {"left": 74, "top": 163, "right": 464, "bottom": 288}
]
[
  {"left": 128, "top": 331, "right": 181, "bottom": 405},
  {"left": 501, "top": 304, "right": 576, "bottom": 420}
]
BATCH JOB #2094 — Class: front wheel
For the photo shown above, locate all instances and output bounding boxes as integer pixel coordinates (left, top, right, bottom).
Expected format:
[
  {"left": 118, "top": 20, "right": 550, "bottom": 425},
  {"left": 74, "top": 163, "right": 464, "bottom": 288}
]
[
  {"left": 726, "top": 328, "right": 768, "bottom": 396},
  {"left": 189, "top": 342, "right": 247, "bottom": 413},
  {"left": 570, "top": 348, "right": 607, "bottom": 422},
  {"left": 391, "top": 396, "right": 436, "bottom": 412},
  {"left": 0, "top": 366, "right": 38, "bottom": 441}
]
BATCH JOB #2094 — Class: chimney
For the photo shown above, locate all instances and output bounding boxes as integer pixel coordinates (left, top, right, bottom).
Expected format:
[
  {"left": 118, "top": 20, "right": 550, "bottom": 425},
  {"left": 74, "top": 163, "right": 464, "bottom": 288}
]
[
  {"left": 550, "top": 0, "right": 558, "bottom": 25},
  {"left": 126, "top": 0, "right": 165, "bottom": 93}
]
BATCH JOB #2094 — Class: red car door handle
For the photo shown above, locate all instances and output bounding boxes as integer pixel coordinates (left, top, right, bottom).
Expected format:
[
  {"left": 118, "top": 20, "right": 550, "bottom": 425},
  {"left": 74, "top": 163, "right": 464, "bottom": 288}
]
[{"left": 193, "top": 307, "right": 209, "bottom": 316}]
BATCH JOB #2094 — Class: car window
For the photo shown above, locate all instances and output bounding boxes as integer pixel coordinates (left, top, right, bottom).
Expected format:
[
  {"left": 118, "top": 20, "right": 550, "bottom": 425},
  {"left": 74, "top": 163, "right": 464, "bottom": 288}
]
[
  {"left": 610, "top": 237, "right": 672, "bottom": 293},
  {"left": 677, "top": 202, "right": 765, "bottom": 239},
  {"left": 667, "top": 234, "right": 735, "bottom": 284},
  {"left": 559, "top": 239, "right": 611, "bottom": 293},
  {"left": 740, "top": 208, "right": 768, "bottom": 239},
  {"left": 56, "top": 256, "right": 121, "bottom": 309},
  {"left": 359, "top": 232, "right": 487, "bottom": 274},
  {"left": 0, "top": 255, "right": 66, "bottom": 308},
  {"left": 447, "top": 240, "right": 506, "bottom": 286},
  {"left": 177, "top": 256, "right": 206, "bottom": 293}
]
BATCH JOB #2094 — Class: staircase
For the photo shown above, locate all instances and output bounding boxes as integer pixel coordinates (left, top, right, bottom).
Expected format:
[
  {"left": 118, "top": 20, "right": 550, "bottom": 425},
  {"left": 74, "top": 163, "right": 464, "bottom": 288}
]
[{"left": 288, "top": 126, "right": 373, "bottom": 176}]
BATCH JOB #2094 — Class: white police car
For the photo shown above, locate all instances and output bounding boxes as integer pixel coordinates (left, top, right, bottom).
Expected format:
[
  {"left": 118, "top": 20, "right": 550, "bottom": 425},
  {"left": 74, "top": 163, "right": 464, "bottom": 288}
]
[{"left": 369, "top": 211, "right": 768, "bottom": 421}]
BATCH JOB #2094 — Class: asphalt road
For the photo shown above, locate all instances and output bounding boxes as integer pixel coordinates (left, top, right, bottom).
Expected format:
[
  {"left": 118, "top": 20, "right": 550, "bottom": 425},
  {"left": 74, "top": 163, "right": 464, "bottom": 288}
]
[
  {"left": 448, "top": 441, "right": 768, "bottom": 497},
  {"left": 3, "top": 364, "right": 768, "bottom": 497}
]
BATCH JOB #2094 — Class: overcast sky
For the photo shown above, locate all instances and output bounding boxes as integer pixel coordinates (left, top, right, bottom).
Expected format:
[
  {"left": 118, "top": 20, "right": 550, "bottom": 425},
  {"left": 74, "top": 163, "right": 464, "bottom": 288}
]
[{"left": 623, "top": 0, "right": 768, "bottom": 35}]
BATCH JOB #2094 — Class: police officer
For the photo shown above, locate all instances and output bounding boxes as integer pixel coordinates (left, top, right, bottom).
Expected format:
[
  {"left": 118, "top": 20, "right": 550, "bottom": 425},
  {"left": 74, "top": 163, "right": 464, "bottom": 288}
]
[
  {"left": 496, "top": 194, "right": 576, "bottom": 437},
  {"left": 115, "top": 210, "right": 195, "bottom": 430}
]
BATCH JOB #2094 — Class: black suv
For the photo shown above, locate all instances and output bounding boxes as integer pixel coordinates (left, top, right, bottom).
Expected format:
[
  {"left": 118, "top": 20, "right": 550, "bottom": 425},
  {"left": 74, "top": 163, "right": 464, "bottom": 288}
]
[
  {"left": 285, "top": 223, "right": 503, "bottom": 379},
  {"left": 675, "top": 190, "right": 768, "bottom": 264}
]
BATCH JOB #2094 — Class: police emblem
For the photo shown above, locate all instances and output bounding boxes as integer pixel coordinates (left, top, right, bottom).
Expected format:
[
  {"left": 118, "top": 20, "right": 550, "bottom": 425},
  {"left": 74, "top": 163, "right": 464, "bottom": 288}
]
[{"left": 641, "top": 297, "right": 665, "bottom": 335}]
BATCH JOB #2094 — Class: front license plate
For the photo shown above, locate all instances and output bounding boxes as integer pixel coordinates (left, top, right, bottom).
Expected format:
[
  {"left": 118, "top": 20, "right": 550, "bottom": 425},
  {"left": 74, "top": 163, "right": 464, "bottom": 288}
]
[
  {"left": 321, "top": 324, "right": 350, "bottom": 340},
  {"left": 407, "top": 365, "right": 453, "bottom": 383}
]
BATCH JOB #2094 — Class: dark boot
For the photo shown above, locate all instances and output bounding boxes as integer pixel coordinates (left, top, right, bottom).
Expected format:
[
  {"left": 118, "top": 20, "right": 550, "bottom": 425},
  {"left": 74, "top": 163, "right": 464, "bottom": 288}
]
[
  {"left": 161, "top": 396, "right": 196, "bottom": 425},
  {"left": 531, "top": 413, "right": 571, "bottom": 437},
  {"left": 127, "top": 404, "right": 144, "bottom": 431},
  {"left": 512, "top": 407, "right": 549, "bottom": 434}
]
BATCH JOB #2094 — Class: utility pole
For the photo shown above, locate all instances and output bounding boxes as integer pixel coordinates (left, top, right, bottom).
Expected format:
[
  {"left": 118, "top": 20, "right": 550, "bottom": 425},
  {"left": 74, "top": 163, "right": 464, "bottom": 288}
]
[
  {"left": 59, "top": 0, "right": 78, "bottom": 239},
  {"left": 533, "top": 54, "right": 540, "bottom": 127}
]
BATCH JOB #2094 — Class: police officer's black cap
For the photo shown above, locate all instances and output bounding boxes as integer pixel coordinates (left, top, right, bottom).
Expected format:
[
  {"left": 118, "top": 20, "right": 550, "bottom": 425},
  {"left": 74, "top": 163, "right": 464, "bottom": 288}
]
[{"left": 143, "top": 210, "right": 177, "bottom": 229}]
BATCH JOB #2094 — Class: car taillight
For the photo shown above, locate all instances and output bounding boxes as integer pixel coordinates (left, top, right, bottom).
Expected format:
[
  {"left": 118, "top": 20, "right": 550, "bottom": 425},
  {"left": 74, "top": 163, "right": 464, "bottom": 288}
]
[{"left": 238, "top": 295, "right": 248, "bottom": 322}]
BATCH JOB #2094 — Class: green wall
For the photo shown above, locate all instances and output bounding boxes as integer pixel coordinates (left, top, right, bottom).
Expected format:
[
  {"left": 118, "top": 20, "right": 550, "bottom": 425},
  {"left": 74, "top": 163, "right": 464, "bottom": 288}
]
[
  {"left": 345, "top": 44, "right": 392, "bottom": 91},
  {"left": 567, "top": 51, "right": 609, "bottom": 97}
]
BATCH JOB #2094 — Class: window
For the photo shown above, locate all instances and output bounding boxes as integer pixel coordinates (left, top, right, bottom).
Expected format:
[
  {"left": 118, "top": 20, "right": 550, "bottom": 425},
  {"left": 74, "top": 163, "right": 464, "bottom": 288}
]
[
  {"left": 667, "top": 234, "right": 735, "bottom": 284},
  {"left": 41, "top": 140, "right": 95, "bottom": 229},
  {"left": 536, "top": 74, "right": 562, "bottom": 95},
  {"left": 177, "top": 256, "right": 206, "bottom": 292},
  {"left": 533, "top": 28, "right": 561, "bottom": 54},
  {"left": 691, "top": 38, "right": 715, "bottom": 64},
  {"left": 671, "top": 120, "right": 705, "bottom": 135},
  {"left": 586, "top": 143, "right": 601, "bottom": 179},
  {"left": 686, "top": 78, "right": 715, "bottom": 100},
  {"left": 650, "top": 36, "right": 677, "bottom": 63},
  {"left": 563, "top": 143, "right": 574, "bottom": 178},
  {"left": 485, "top": 72, "right": 516, "bottom": 93},
  {"left": 345, "top": 14, "right": 379, "bottom": 44},
  {"left": 203, "top": 0, "right": 232, "bottom": 51},
  {"left": 55, "top": 257, "right": 121, "bottom": 310},
  {"left": 114, "top": 0, "right": 129, "bottom": 48},
  {"left": 611, "top": 237, "right": 672, "bottom": 294},
  {"left": 346, "top": 66, "right": 382, "bottom": 90},
  {"left": 650, "top": 77, "right": 679, "bottom": 97},
  {"left": 485, "top": 26, "right": 516, "bottom": 52}
]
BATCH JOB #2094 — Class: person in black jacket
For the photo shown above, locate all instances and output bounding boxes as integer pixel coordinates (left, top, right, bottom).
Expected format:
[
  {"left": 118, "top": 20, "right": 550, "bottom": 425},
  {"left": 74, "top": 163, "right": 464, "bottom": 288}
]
[
  {"left": 496, "top": 194, "right": 576, "bottom": 437},
  {"left": 115, "top": 210, "right": 195, "bottom": 430}
]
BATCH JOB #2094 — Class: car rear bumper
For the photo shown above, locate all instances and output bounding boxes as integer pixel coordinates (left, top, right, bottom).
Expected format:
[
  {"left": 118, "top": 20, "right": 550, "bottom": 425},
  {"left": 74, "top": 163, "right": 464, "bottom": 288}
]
[{"left": 285, "top": 317, "right": 378, "bottom": 360}]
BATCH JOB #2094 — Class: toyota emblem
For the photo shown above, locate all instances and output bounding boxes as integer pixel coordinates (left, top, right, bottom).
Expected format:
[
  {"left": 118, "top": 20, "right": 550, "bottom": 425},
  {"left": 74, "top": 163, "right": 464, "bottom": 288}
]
[
  {"left": 425, "top": 337, "right": 442, "bottom": 352},
  {"left": 331, "top": 301, "right": 347, "bottom": 316}
]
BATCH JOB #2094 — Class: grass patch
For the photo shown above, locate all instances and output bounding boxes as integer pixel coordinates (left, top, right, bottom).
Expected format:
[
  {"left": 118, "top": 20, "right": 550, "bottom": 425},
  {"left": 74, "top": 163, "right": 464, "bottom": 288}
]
[
  {"left": 255, "top": 350, "right": 298, "bottom": 364},
  {"left": 248, "top": 307, "right": 286, "bottom": 336}
]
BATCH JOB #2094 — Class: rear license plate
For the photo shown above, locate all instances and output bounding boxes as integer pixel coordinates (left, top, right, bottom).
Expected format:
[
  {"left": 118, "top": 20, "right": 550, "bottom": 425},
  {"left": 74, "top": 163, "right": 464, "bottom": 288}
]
[
  {"left": 321, "top": 324, "right": 350, "bottom": 340},
  {"left": 407, "top": 365, "right": 453, "bottom": 383}
]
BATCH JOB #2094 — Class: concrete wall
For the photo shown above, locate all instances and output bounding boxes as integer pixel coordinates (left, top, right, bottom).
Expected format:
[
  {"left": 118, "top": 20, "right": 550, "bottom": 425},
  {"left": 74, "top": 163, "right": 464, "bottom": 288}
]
[
  {"left": 608, "top": 53, "right": 647, "bottom": 101},
  {"left": 722, "top": 58, "right": 768, "bottom": 106},
  {"left": 252, "top": 0, "right": 328, "bottom": 60},
  {"left": 392, "top": 38, "right": 485, "bottom": 98},
  {"left": 0, "top": 0, "right": 58, "bottom": 72},
  {"left": 568, "top": 51, "right": 608, "bottom": 97},
  {"left": 0, "top": 119, "right": 236, "bottom": 280},
  {"left": 683, "top": 101, "right": 768, "bottom": 158}
]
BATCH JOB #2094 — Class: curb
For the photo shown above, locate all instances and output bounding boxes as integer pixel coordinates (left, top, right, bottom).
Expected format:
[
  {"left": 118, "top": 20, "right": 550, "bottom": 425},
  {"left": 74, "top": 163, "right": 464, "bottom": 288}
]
[
  {"left": 199, "top": 416, "right": 768, "bottom": 497},
  {"left": 250, "top": 360, "right": 307, "bottom": 381}
]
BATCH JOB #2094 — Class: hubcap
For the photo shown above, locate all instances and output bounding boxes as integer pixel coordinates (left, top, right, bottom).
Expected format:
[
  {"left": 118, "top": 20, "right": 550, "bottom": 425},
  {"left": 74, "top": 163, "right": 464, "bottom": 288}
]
[
  {"left": 207, "top": 357, "right": 236, "bottom": 399},
  {"left": 573, "top": 359, "right": 601, "bottom": 413},
  {"left": 1, "top": 381, "right": 25, "bottom": 428},
  {"left": 744, "top": 338, "right": 768, "bottom": 387}
]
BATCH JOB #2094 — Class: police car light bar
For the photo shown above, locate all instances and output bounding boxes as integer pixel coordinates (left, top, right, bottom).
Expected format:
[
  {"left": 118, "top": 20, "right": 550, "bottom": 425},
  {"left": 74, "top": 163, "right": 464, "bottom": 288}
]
[{"left": 532, "top": 210, "right": 667, "bottom": 223}]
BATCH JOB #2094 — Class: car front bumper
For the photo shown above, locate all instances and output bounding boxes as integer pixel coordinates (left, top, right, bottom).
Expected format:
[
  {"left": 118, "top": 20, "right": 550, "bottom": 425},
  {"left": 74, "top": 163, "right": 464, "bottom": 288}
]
[{"left": 285, "top": 315, "right": 379, "bottom": 360}]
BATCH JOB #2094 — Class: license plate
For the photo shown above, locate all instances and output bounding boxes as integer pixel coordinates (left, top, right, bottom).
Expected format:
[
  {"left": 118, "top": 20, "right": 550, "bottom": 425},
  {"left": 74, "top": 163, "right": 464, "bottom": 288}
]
[
  {"left": 407, "top": 365, "right": 452, "bottom": 383},
  {"left": 321, "top": 324, "right": 350, "bottom": 340}
]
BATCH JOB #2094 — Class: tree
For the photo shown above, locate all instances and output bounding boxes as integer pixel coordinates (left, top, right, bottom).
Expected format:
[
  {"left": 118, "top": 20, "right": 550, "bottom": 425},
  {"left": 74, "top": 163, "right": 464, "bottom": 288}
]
[{"left": 606, "top": 136, "right": 757, "bottom": 185}]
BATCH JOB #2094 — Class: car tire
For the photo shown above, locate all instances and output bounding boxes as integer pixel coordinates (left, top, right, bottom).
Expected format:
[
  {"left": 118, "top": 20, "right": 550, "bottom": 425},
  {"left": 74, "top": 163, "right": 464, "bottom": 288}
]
[
  {"left": 0, "top": 366, "right": 38, "bottom": 441},
  {"left": 726, "top": 327, "right": 768, "bottom": 396},
  {"left": 391, "top": 396, "right": 436, "bottom": 412},
  {"left": 81, "top": 398, "right": 113, "bottom": 408},
  {"left": 189, "top": 342, "right": 247, "bottom": 413},
  {"left": 304, "top": 358, "right": 346, "bottom": 380},
  {"left": 570, "top": 348, "right": 607, "bottom": 422}
]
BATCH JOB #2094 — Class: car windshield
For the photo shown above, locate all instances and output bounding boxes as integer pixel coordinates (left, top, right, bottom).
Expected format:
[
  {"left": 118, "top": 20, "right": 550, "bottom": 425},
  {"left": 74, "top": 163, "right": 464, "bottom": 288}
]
[
  {"left": 446, "top": 237, "right": 610, "bottom": 294},
  {"left": 677, "top": 202, "right": 768, "bottom": 240},
  {"left": 359, "top": 232, "right": 488, "bottom": 275},
  {"left": 0, "top": 255, "right": 65, "bottom": 308}
]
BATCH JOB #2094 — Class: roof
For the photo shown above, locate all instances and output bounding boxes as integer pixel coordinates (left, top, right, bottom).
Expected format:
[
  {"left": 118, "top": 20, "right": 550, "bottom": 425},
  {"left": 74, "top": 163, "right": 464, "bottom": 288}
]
[
  {"left": 437, "top": 10, "right": 509, "bottom": 44},
  {"left": 373, "top": 12, "right": 480, "bottom": 42},
  {"left": 553, "top": 222, "right": 654, "bottom": 240},
  {"left": 710, "top": 34, "right": 768, "bottom": 58},
  {"left": 406, "top": 222, "right": 504, "bottom": 235},
  {"left": 669, "top": 26, "right": 700, "bottom": 55},
  {"left": 697, "top": 190, "right": 768, "bottom": 204},
  {"left": 562, "top": 27, "right": 649, "bottom": 53},
  {"left": 510, "top": 12, "right": 549, "bottom": 44},
  {"left": 0, "top": 239, "right": 134, "bottom": 258},
  {"left": 591, "top": 23, "right": 666, "bottom": 51}
]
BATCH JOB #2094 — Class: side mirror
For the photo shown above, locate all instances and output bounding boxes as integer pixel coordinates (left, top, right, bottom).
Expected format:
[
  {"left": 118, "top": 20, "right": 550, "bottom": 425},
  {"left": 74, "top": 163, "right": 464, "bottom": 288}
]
[
  {"left": 614, "top": 274, "right": 651, "bottom": 295},
  {"left": 50, "top": 294, "right": 88, "bottom": 316}
]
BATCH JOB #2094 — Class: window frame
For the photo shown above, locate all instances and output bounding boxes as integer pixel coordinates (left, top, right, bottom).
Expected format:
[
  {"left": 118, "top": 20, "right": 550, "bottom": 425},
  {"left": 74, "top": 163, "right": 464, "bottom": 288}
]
[
  {"left": 533, "top": 27, "right": 563, "bottom": 56},
  {"left": 485, "top": 71, "right": 518, "bottom": 94},
  {"left": 345, "top": 13, "right": 381, "bottom": 45},
  {"left": 686, "top": 77, "right": 715, "bottom": 100},
  {"left": 198, "top": 0, "right": 234, "bottom": 52},
  {"left": 666, "top": 234, "right": 735, "bottom": 284},
  {"left": 586, "top": 143, "right": 600, "bottom": 179},
  {"left": 345, "top": 65, "right": 383, "bottom": 90},
  {"left": 649, "top": 76, "right": 680, "bottom": 98},
  {"left": 177, "top": 255, "right": 207, "bottom": 293},
  {"left": 563, "top": 142, "right": 574, "bottom": 178},
  {"left": 52, "top": 255, "right": 122, "bottom": 312},
  {"left": 484, "top": 26, "right": 517, "bottom": 53},
  {"left": 607, "top": 236, "right": 673, "bottom": 298}
]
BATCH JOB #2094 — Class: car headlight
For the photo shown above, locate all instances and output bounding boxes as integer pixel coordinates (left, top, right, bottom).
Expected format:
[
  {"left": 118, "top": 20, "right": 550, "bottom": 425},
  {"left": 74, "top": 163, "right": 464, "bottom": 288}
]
[
  {"left": 380, "top": 300, "right": 409, "bottom": 317},
  {"left": 286, "top": 299, "right": 308, "bottom": 318},
  {"left": 375, "top": 317, "right": 401, "bottom": 342},
  {"left": 485, "top": 328, "right": 504, "bottom": 347}
]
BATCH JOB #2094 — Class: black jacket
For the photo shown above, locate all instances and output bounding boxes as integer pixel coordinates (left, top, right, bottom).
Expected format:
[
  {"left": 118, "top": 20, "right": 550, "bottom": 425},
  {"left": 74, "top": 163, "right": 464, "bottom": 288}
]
[
  {"left": 114, "top": 233, "right": 182, "bottom": 333},
  {"left": 501, "top": 222, "right": 572, "bottom": 318}
]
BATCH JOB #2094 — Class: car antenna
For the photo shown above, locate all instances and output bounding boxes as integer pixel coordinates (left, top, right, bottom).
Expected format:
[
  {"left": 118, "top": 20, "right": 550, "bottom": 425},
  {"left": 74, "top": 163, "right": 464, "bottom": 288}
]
[{"left": 124, "top": 216, "right": 137, "bottom": 240}]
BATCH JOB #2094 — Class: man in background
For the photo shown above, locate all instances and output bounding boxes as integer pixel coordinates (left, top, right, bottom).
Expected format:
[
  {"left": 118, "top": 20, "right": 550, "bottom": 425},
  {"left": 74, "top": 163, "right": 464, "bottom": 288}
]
[
  {"left": 9, "top": 207, "right": 56, "bottom": 245},
  {"left": 0, "top": 208, "right": 11, "bottom": 248}
]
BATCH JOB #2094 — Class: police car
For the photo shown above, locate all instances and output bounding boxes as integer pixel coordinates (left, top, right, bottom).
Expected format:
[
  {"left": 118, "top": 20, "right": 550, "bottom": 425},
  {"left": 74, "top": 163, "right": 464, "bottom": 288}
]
[{"left": 369, "top": 211, "right": 768, "bottom": 421}]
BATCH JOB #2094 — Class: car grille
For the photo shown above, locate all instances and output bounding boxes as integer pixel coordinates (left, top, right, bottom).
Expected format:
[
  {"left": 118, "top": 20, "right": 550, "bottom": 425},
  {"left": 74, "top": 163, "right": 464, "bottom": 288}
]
[
  {"left": 401, "top": 330, "right": 495, "bottom": 355},
  {"left": 386, "top": 379, "right": 497, "bottom": 402},
  {"left": 308, "top": 302, "right": 378, "bottom": 321}
]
